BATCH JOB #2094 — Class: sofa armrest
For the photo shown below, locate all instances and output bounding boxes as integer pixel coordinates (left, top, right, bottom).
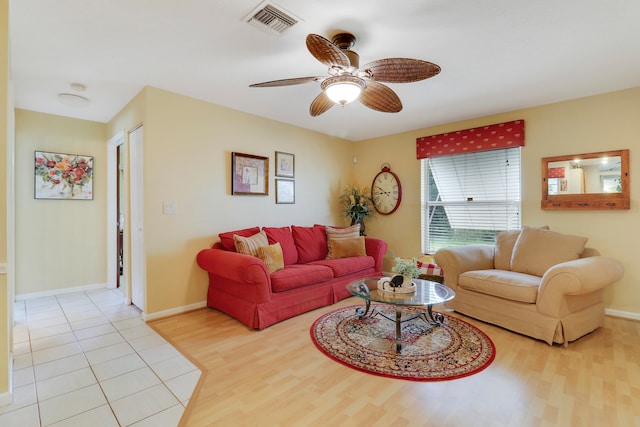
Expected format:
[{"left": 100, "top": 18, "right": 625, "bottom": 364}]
[
  {"left": 537, "top": 256, "right": 624, "bottom": 317},
  {"left": 196, "top": 248, "right": 272, "bottom": 304},
  {"left": 365, "top": 237, "right": 387, "bottom": 273},
  {"left": 434, "top": 244, "right": 495, "bottom": 290}
]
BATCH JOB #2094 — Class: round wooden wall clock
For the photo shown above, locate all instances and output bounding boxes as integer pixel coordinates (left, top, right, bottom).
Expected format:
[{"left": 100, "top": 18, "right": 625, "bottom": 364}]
[{"left": 371, "top": 164, "right": 402, "bottom": 215}]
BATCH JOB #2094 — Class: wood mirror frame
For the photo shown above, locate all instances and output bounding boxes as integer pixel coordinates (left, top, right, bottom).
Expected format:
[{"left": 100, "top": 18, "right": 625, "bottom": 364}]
[{"left": 541, "top": 149, "right": 629, "bottom": 210}]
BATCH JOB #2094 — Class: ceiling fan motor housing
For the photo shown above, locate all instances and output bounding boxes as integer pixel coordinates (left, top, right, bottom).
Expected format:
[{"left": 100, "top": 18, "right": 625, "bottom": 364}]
[{"left": 332, "top": 32, "right": 359, "bottom": 70}]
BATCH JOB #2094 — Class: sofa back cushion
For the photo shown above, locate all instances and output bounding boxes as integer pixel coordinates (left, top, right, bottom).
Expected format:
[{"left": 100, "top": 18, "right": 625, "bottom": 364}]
[
  {"left": 263, "top": 226, "right": 298, "bottom": 265},
  {"left": 510, "top": 227, "right": 588, "bottom": 276},
  {"left": 218, "top": 226, "right": 260, "bottom": 252},
  {"left": 233, "top": 231, "right": 269, "bottom": 257},
  {"left": 291, "top": 225, "right": 328, "bottom": 263},
  {"left": 494, "top": 230, "right": 521, "bottom": 270},
  {"left": 494, "top": 226, "right": 549, "bottom": 270}
]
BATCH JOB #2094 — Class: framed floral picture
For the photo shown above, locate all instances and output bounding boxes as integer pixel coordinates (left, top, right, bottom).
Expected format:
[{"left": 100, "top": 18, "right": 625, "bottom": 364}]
[
  {"left": 232, "top": 152, "right": 269, "bottom": 195},
  {"left": 275, "top": 151, "right": 295, "bottom": 178},
  {"left": 276, "top": 179, "right": 295, "bottom": 204},
  {"left": 34, "top": 151, "right": 94, "bottom": 200}
]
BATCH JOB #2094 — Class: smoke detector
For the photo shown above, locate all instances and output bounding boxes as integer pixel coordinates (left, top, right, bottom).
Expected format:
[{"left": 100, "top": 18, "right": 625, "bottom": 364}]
[{"left": 244, "top": 1, "right": 301, "bottom": 35}]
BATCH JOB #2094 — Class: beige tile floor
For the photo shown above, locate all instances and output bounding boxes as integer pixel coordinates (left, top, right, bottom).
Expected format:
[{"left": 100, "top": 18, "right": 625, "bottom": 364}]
[{"left": 0, "top": 288, "right": 201, "bottom": 426}]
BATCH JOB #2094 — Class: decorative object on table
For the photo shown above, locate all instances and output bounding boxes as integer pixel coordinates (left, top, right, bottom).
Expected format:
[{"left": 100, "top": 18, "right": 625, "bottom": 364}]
[
  {"left": 34, "top": 150, "right": 93, "bottom": 200},
  {"left": 380, "top": 257, "right": 421, "bottom": 292},
  {"left": 275, "top": 179, "right": 295, "bottom": 204},
  {"left": 371, "top": 163, "right": 402, "bottom": 215},
  {"left": 341, "top": 183, "right": 374, "bottom": 236},
  {"left": 378, "top": 275, "right": 416, "bottom": 294},
  {"left": 310, "top": 305, "right": 495, "bottom": 381},
  {"left": 275, "top": 151, "right": 295, "bottom": 178},
  {"left": 250, "top": 32, "right": 440, "bottom": 116},
  {"left": 231, "top": 152, "right": 268, "bottom": 195}
]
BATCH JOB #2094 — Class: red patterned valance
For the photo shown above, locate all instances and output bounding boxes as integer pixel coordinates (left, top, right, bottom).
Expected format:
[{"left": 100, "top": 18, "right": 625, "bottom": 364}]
[
  {"left": 416, "top": 119, "right": 525, "bottom": 159},
  {"left": 548, "top": 167, "right": 565, "bottom": 178}
]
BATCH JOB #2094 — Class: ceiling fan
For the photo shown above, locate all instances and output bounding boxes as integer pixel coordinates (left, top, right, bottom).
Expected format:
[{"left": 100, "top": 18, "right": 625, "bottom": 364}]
[{"left": 249, "top": 32, "right": 441, "bottom": 117}]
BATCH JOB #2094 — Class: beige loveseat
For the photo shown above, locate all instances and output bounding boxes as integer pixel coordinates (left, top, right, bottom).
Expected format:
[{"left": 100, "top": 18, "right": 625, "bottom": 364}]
[{"left": 434, "top": 227, "right": 624, "bottom": 346}]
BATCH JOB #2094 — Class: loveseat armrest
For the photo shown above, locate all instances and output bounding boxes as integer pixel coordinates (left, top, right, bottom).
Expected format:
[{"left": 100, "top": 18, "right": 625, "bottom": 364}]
[
  {"left": 434, "top": 244, "right": 495, "bottom": 290},
  {"left": 537, "top": 256, "right": 624, "bottom": 317},
  {"left": 365, "top": 237, "right": 388, "bottom": 273},
  {"left": 196, "top": 248, "right": 272, "bottom": 304}
]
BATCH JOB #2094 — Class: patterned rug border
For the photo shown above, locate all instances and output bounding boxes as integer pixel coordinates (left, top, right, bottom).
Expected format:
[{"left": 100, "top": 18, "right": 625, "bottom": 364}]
[{"left": 310, "top": 305, "right": 496, "bottom": 382}]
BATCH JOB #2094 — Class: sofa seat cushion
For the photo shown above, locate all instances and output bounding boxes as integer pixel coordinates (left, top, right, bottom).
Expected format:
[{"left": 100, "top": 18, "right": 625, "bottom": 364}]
[
  {"left": 270, "top": 264, "right": 334, "bottom": 292},
  {"left": 459, "top": 269, "right": 541, "bottom": 303},
  {"left": 308, "top": 256, "right": 375, "bottom": 278}
]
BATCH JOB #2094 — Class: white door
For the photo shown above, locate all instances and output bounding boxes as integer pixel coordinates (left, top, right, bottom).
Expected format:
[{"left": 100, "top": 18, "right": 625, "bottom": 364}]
[{"left": 129, "top": 125, "right": 145, "bottom": 311}]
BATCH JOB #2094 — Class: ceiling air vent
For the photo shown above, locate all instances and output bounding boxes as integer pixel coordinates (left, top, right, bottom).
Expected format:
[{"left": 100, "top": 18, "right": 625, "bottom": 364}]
[{"left": 244, "top": 2, "right": 300, "bottom": 35}]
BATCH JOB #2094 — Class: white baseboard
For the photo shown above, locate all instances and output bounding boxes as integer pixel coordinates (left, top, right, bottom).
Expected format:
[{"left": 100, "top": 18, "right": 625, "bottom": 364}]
[
  {"left": 15, "top": 283, "right": 108, "bottom": 301},
  {"left": 0, "top": 352, "right": 13, "bottom": 407},
  {"left": 605, "top": 308, "right": 640, "bottom": 321},
  {"left": 144, "top": 300, "right": 207, "bottom": 322},
  {"left": 0, "top": 390, "right": 12, "bottom": 407}
]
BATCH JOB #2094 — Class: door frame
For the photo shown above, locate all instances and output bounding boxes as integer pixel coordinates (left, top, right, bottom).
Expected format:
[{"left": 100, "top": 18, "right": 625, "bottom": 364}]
[
  {"left": 128, "top": 125, "right": 146, "bottom": 313},
  {"left": 107, "top": 132, "right": 125, "bottom": 295}
]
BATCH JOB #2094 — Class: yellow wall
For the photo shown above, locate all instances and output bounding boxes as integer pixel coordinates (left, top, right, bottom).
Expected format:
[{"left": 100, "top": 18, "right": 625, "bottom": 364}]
[
  {"left": 1, "top": 0, "right": 9, "bottom": 400},
  {"left": 108, "top": 87, "right": 354, "bottom": 314},
  {"left": 14, "top": 110, "right": 108, "bottom": 294},
  {"left": 11, "top": 84, "right": 640, "bottom": 321},
  {"left": 357, "top": 87, "right": 640, "bottom": 315}
]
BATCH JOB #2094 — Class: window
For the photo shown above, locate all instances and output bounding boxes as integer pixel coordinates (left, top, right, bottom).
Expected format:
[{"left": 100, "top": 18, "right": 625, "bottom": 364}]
[{"left": 421, "top": 147, "right": 521, "bottom": 253}]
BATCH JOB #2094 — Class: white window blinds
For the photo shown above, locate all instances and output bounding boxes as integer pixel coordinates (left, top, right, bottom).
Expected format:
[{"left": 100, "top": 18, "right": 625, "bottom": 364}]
[{"left": 421, "top": 147, "right": 521, "bottom": 253}]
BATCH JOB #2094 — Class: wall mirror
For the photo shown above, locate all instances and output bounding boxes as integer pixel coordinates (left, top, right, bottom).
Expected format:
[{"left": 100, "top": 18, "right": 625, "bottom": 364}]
[{"left": 541, "top": 149, "right": 629, "bottom": 210}]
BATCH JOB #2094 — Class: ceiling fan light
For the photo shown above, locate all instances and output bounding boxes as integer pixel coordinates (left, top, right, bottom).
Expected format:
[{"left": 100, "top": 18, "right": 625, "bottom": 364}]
[{"left": 322, "top": 76, "right": 366, "bottom": 105}]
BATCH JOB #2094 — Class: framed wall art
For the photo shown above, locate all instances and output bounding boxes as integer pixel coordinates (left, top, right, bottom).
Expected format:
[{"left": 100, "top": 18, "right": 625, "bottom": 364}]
[
  {"left": 34, "top": 151, "right": 94, "bottom": 200},
  {"left": 275, "top": 151, "right": 295, "bottom": 178},
  {"left": 276, "top": 179, "right": 295, "bottom": 204},
  {"left": 232, "top": 152, "right": 269, "bottom": 195}
]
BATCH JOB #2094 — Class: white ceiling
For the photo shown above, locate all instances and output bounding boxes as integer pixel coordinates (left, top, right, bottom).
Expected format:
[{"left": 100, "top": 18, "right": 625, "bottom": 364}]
[{"left": 10, "top": 0, "right": 640, "bottom": 141}]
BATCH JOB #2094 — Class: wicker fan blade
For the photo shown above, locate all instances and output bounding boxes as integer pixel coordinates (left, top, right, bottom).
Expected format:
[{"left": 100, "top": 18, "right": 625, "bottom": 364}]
[
  {"left": 306, "top": 34, "right": 350, "bottom": 68},
  {"left": 310, "top": 92, "right": 334, "bottom": 117},
  {"left": 362, "top": 58, "right": 441, "bottom": 83},
  {"left": 250, "top": 76, "right": 324, "bottom": 88},
  {"left": 360, "top": 81, "right": 402, "bottom": 113}
]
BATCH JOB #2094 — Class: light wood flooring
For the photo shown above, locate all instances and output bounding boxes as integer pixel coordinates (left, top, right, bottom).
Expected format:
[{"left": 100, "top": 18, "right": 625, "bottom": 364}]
[{"left": 149, "top": 298, "right": 640, "bottom": 427}]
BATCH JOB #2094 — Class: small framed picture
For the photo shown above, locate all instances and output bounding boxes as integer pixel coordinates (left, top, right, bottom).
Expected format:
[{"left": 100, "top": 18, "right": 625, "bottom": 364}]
[
  {"left": 232, "top": 152, "right": 268, "bottom": 195},
  {"left": 276, "top": 179, "right": 295, "bottom": 204},
  {"left": 275, "top": 151, "right": 295, "bottom": 178}
]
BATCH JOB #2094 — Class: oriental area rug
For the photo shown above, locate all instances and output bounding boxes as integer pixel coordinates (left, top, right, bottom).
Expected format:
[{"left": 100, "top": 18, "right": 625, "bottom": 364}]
[{"left": 310, "top": 305, "right": 495, "bottom": 381}]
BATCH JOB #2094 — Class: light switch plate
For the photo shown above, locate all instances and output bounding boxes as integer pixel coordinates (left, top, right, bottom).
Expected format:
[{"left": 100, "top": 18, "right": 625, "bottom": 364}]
[{"left": 163, "top": 201, "right": 177, "bottom": 214}]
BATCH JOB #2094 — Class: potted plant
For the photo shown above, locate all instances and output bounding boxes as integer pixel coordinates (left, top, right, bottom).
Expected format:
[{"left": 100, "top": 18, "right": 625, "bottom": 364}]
[
  {"left": 341, "top": 184, "right": 374, "bottom": 235},
  {"left": 392, "top": 257, "right": 421, "bottom": 285}
]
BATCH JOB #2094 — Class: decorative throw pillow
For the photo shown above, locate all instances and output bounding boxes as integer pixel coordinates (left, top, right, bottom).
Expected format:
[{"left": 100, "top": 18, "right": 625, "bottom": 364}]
[
  {"left": 257, "top": 243, "right": 285, "bottom": 273},
  {"left": 292, "top": 225, "right": 328, "bottom": 263},
  {"left": 325, "top": 224, "right": 361, "bottom": 259},
  {"left": 233, "top": 231, "right": 269, "bottom": 257},
  {"left": 326, "top": 237, "right": 367, "bottom": 259},
  {"left": 510, "top": 227, "right": 587, "bottom": 276},
  {"left": 263, "top": 226, "right": 298, "bottom": 265},
  {"left": 494, "top": 226, "right": 549, "bottom": 270},
  {"left": 219, "top": 226, "right": 260, "bottom": 252}
]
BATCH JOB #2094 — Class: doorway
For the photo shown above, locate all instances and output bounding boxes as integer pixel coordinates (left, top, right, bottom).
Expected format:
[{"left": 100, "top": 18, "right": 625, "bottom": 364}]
[{"left": 116, "top": 144, "right": 124, "bottom": 287}]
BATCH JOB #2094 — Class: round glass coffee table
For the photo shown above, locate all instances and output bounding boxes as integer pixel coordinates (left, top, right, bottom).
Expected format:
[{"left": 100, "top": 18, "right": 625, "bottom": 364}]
[{"left": 346, "top": 277, "right": 456, "bottom": 353}]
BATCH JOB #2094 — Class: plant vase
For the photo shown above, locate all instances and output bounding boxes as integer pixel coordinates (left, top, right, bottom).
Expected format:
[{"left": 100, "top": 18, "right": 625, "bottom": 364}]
[{"left": 350, "top": 217, "right": 366, "bottom": 236}]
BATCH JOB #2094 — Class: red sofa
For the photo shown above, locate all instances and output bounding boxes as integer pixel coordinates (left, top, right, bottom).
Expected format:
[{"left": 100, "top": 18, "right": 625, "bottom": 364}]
[{"left": 196, "top": 224, "right": 387, "bottom": 329}]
